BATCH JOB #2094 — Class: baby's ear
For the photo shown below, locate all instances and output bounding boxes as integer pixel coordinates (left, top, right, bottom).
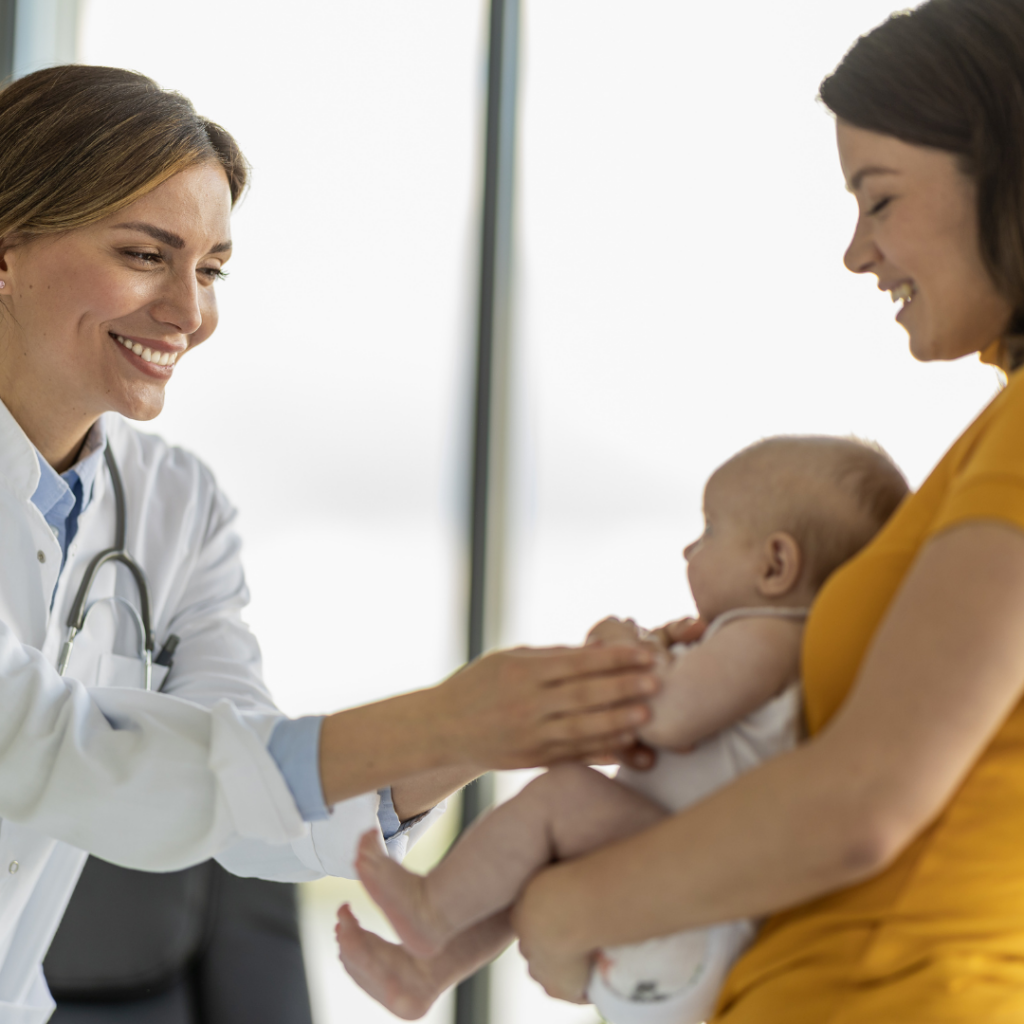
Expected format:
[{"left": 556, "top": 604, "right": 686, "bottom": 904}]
[{"left": 757, "top": 532, "right": 802, "bottom": 597}]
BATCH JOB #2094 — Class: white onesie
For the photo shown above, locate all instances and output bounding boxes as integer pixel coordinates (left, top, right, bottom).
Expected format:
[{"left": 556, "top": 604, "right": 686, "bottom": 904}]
[{"left": 587, "top": 606, "right": 808, "bottom": 1024}]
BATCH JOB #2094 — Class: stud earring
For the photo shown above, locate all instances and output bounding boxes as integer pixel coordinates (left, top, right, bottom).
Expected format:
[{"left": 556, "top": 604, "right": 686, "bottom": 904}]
[{"left": 0, "top": 281, "right": 6, "bottom": 289}]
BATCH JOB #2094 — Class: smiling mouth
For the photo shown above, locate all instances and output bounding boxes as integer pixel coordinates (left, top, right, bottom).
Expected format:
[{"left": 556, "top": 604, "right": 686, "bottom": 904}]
[
  {"left": 889, "top": 282, "right": 916, "bottom": 310},
  {"left": 110, "top": 333, "right": 179, "bottom": 366}
]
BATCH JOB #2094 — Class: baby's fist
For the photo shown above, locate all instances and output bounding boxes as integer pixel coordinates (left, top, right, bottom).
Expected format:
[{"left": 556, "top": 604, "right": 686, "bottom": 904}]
[{"left": 586, "top": 616, "right": 644, "bottom": 647}]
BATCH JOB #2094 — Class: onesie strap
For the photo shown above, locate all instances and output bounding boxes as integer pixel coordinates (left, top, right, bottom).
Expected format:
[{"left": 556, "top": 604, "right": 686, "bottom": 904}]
[{"left": 702, "top": 605, "right": 810, "bottom": 640}]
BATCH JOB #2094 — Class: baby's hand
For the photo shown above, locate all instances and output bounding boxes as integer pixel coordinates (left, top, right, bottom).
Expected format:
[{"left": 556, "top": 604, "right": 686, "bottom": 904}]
[
  {"left": 585, "top": 616, "right": 645, "bottom": 647},
  {"left": 646, "top": 616, "right": 706, "bottom": 649}
]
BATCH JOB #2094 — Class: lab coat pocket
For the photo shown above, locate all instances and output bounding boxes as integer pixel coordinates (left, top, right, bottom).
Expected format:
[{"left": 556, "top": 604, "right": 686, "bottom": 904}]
[{"left": 96, "top": 652, "right": 169, "bottom": 692}]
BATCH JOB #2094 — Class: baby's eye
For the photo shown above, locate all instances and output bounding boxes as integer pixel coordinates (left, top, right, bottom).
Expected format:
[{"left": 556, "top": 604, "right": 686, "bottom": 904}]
[{"left": 868, "top": 196, "right": 892, "bottom": 216}]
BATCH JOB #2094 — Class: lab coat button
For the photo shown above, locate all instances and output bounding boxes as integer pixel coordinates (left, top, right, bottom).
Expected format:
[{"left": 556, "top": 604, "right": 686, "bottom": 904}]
[
  {"left": 8, "top": 861, "right": 17, "bottom": 874},
  {"left": 36, "top": 551, "right": 45, "bottom": 563}
]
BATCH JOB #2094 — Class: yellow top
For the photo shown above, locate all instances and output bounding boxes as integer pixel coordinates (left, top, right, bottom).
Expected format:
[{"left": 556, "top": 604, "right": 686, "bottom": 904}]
[{"left": 717, "top": 365, "right": 1024, "bottom": 1023}]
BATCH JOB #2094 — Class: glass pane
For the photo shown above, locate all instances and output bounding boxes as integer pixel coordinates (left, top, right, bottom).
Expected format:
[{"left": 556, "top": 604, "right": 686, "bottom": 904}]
[{"left": 78, "top": 2, "right": 486, "bottom": 1021}]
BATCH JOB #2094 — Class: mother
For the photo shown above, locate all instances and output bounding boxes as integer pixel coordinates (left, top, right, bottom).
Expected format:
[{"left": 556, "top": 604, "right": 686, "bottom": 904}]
[
  {"left": 513, "top": 1, "right": 1024, "bottom": 1019},
  {"left": 0, "top": 65, "right": 658, "bottom": 1021}
]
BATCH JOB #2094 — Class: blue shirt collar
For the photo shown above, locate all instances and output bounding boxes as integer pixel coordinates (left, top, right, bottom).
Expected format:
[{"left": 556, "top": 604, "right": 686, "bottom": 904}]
[{"left": 30, "top": 418, "right": 107, "bottom": 525}]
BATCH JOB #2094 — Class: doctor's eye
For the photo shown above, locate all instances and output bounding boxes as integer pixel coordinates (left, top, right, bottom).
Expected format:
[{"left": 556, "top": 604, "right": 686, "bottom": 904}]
[
  {"left": 124, "top": 250, "right": 163, "bottom": 265},
  {"left": 199, "top": 267, "right": 229, "bottom": 282}
]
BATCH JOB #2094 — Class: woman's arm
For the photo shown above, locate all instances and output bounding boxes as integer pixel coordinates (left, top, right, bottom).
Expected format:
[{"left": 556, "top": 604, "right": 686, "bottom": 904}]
[
  {"left": 389, "top": 765, "right": 480, "bottom": 821},
  {"left": 514, "top": 521, "right": 1024, "bottom": 1000},
  {"left": 319, "top": 643, "right": 659, "bottom": 807}
]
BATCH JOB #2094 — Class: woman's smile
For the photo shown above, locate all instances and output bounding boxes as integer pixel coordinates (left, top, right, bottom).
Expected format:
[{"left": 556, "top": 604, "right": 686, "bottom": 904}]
[
  {"left": 837, "top": 119, "right": 1013, "bottom": 362},
  {"left": 109, "top": 332, "right": 183, "bottom": 374},
  {"left": 0, "top": 160, "right": 231, "bottom": 455}
]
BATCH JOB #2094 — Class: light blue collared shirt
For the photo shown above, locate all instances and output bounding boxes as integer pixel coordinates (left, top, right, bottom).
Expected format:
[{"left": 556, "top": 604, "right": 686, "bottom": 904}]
[
  {"left": 29, "top": 420, "right": 402, "bottom": 835},
  {"left": 31, "top": 420, "right": 106, "bottom": 588}
]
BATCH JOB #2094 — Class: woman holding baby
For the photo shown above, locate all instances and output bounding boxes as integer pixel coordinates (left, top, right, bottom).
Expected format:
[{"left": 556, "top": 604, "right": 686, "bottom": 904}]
[
  {"left": 518, "top": 2, "right": 1024, "bottom": 1019},
  {"left": 334, "top": 1, "right": 1024, "bottom": 1020}
]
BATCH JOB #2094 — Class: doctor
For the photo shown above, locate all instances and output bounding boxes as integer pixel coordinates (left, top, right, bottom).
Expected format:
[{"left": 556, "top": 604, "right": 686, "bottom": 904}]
[{"left": 0, "top": 65, "right": 658, "bottom": 1023}]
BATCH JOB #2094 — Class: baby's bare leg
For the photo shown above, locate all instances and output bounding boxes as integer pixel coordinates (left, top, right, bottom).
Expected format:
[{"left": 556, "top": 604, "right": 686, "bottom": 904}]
[
  {"left": 336, "top": 904, "right": 513, "bottom": 1020},
  {"left": 357, "top": 763, "right": 665, "bottom": 958}
]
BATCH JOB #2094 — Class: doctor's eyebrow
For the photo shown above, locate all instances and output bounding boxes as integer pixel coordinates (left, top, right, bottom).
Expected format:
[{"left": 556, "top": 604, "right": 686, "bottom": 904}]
[
  {"left": 111, "top": 221, "right": 232, "bottom": 255},
  {"left": 847, "top": 166, "right": 899, "bottom": 192}
]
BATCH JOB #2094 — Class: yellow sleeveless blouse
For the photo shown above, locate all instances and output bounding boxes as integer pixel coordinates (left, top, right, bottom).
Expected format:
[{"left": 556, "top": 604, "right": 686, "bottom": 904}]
[{"left": 716, "top": 365, "right": 1024, "bottom": 1023}]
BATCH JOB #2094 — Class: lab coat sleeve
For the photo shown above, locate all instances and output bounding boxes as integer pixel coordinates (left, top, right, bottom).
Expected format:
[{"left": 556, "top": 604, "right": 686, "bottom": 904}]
[
  {"left": 215, "top": 795, "right": 449, "bottom": 881},
  {"left": 122, "top": 449, "right": 448, "bottom": 879},
  {"left": 0, "top": 617, "right": 304, "bottom": 871}
]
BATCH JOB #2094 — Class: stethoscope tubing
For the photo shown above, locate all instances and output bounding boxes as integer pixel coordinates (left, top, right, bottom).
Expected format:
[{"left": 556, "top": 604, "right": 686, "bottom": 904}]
[{"left": 56, "top": 446, "right": 157, "bottom": 690}]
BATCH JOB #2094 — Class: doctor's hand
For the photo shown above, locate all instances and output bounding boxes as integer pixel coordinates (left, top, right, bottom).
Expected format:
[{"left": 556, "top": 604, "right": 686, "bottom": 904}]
[
  {"left": 318, "top": 644, "right": 658, "bottom": 808},
  {"left": 434, "top": 644, "right": 659, "bottom": 770}
]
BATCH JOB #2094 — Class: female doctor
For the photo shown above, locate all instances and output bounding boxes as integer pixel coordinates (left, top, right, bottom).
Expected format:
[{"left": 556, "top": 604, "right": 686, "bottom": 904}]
[{"left": 0, "top": 65, "right": 658, "bottom": 1022}]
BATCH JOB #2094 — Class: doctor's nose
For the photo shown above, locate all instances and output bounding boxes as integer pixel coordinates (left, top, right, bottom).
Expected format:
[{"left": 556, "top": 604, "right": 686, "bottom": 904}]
[{"left": 151, "top": 273, "right": 203, "bottom": 337}]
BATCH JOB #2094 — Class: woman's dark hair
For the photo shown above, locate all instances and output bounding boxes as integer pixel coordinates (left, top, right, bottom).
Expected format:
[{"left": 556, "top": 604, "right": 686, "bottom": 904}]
[
  {"left": 820, "top": 0, "right": 1024, "bottom": 366},
  {"left": 0, "top": 65, "right": 248, "bottom": 239}
]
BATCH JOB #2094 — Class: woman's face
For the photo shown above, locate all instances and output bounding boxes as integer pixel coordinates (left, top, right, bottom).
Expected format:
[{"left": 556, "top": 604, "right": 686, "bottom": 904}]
[
  {"left": 837, "top": 120, "right": 1013, "bottom": 362},
  {"left": 0, "top": 161, "right": 232, "bottom": 425}
]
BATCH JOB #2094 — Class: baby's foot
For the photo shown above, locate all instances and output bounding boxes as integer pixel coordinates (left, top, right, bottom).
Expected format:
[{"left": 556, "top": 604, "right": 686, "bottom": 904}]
[
  {"left": 355, "top": 830, "right": 451, "bottom": 957},
  {"left": 335, "top": 903, "right": 445, "bottom": 1020}
]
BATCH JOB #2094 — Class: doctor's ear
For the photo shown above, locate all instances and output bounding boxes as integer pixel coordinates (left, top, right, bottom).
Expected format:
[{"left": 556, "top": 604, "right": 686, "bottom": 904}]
[
  {"left": 757, "top": 532, "right": 802, "bottom": 598},
  {"left": 0, "top": 232, "right": 28, "bottom": 272}
]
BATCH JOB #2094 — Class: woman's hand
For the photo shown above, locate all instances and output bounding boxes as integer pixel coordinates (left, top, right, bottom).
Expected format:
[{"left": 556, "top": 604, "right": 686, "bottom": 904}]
[
  {"left": 434, "top": 644, "right": 659, "bottom": 770},
  {"left": 319, "top": 643, "right": 658, "bottom": 805},
  {"left": 513, "top": 867, "right": 594, "bottom": 1003}
]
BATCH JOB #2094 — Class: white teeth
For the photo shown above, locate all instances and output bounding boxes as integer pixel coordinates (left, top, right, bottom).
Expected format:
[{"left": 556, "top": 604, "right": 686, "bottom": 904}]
[
  {"left": 890, "top": 282, "right": 914, "bottom": 303},
  {"left": 111, "top": 333, "right": 178, "bottom": 367}
]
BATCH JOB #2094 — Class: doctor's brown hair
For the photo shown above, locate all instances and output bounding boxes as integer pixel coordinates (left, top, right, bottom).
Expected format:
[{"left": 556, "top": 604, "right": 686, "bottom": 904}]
[
  {"left": 819, "top": 0, "right": 1024, "bottom": 367},
  {"left": 0, "top": 65, "right": 248, "bottom": 240}
]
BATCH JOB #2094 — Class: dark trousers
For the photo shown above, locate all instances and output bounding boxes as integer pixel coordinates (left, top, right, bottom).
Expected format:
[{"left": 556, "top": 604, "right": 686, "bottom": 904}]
[{"left": 43, "top": 857, "right": 314, "bottom": 1024}]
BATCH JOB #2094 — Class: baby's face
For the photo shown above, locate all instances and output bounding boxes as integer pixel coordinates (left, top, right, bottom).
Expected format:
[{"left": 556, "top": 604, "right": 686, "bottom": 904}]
[{"left": 683, "top": 467, "right": 765, "bottom": 622}]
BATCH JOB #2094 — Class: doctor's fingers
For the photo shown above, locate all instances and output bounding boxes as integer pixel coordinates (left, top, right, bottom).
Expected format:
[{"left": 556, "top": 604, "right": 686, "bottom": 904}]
[
  {"left": 501, "top": 642, "right": 656, "bottom": 683},
  {"left": 539, "top": 667, "right": 660, "bottom": 718},
  {"left": 537, "top": 702, "right": 652, "bottom": 755}
]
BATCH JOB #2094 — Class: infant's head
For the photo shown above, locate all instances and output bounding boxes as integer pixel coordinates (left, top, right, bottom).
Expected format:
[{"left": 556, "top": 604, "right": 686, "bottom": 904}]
[{"left": 684, "top": 436, "right": 908, "bottom": 622}]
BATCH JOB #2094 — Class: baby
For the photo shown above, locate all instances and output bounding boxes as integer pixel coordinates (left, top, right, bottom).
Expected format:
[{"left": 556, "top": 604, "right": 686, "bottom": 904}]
[{"left": 335, "top": 436, "right": 909, "bottom": 1023}]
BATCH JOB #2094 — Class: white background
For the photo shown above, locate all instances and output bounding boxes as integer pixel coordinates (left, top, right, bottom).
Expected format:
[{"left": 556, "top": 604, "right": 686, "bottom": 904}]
[{"left": 75, "top": 3, "right": 1003, "bottom": 1023}]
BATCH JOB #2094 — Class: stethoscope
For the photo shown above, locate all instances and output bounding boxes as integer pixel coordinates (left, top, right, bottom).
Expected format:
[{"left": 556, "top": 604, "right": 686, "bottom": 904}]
[{"left": 55, "top": 447, "right": 178, "bottom": 691}]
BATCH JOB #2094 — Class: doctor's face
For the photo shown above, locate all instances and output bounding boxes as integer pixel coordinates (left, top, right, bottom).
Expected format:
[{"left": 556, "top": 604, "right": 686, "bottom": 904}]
[{"left": 0, "top": 161, "right": 232, "bottom": 425}]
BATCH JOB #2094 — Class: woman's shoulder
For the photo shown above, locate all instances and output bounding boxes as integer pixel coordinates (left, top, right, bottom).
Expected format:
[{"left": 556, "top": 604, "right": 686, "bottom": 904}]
[{"left": 103, "top": 415, "right": 234, "bottom": 517}]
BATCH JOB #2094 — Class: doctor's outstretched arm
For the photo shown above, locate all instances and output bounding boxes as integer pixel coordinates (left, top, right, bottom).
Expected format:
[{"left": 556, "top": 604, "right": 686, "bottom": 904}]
[{"left": 319, "top": 643, "right": 659, "bottom": 815}]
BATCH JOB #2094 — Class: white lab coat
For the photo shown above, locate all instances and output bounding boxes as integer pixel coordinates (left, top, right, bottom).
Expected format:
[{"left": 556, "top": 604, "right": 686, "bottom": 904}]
[{"left": 0, "top": 402, "right": 444, "bottom": 1023}]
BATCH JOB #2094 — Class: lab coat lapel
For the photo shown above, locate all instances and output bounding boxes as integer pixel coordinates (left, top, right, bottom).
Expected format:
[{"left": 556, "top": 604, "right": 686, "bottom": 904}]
[{"left": 0, "top": 400, "right": 59, "bottom": 648}]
